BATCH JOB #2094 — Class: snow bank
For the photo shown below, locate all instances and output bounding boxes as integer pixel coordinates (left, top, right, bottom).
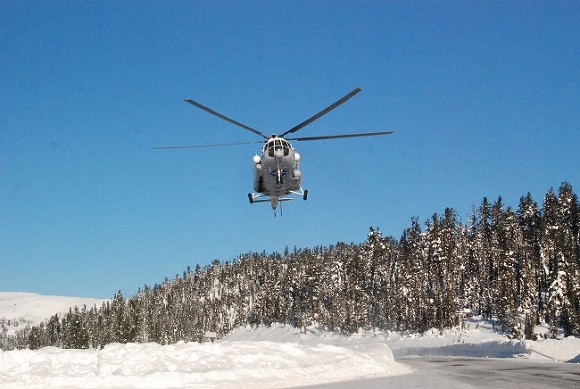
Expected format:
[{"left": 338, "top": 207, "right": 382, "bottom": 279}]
[
  {"left": 525, "top": 336, "right": 580, "bottom": 363},
  {"left": 0, "top": 324, "right": 411, "bottom": 389},
  {"left": 385, "top": 316, "right": 580, "bottom": 363}
]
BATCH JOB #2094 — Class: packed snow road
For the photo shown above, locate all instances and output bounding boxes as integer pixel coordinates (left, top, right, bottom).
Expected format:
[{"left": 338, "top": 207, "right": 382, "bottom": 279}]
[{"left": 302, "top": 357, "right": 580, "bottom": 389}]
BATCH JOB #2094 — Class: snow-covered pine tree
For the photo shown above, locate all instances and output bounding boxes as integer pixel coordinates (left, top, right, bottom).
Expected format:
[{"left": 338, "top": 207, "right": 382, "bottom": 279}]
[
  {"left": 542, "top": 188, "right": 562, "bottom": 338},
  {"left": 477, "top": 197, "right": 496, "bottom": 319},
  {"left": 555, "top": 182, "right": 580, "bottom": 336},
  {"left": 399, "top": 218, "right": 429, "bottom": 331},
  {"left": 463, "top": 206, "right": 483, "bottom": 317},
  {"left": 517, "top": 193, "right": 542, "bottom": 339},
  {"left": 495, "top": 205, "right": 524, "bottom": 338}
]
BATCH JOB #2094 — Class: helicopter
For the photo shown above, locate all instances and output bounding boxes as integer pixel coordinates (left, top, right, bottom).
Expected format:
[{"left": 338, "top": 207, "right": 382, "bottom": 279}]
[{"left": 155, "top": 87, "right": 394, "bottom": 215}]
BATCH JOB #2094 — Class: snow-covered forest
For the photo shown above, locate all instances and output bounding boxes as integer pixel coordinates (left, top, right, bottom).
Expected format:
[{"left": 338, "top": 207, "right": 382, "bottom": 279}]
[{"left": 2, "top": 182, "right": 579, "bottom": 351}]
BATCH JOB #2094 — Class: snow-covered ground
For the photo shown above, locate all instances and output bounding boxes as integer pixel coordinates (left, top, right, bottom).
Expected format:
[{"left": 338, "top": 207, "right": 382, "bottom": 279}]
[{"left": 1, "top": 292, "right": 579, "bottom": 388}]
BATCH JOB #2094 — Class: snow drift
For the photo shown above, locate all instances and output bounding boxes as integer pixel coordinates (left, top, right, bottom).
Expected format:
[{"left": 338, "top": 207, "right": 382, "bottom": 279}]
[{"left": 0, "top": 324, "right": 411, "bottom": 389}]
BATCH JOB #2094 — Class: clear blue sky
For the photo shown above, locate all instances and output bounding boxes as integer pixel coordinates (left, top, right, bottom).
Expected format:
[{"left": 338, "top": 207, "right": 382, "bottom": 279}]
[{"left": 1, "top": 1, "right": 579, "bottom": 298}]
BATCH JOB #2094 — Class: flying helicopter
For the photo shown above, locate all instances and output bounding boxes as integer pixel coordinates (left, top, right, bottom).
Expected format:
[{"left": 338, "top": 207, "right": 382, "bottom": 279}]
[{"left": 154, "top": 87, "right": 394, "bottom": 215}]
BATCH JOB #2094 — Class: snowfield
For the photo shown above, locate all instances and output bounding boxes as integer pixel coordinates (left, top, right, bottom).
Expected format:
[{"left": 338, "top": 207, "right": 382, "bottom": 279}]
[{"left": 1, "top": 292, "right": 579, "bottom": 388}]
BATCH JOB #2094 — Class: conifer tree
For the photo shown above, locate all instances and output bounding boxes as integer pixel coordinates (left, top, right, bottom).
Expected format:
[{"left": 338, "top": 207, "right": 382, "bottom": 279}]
[
  {"left": 555, "top": 182, "right": 580, "bottom": 336},
  {"left": 477, "top": 197, "right": 495, "bottom": 319},
  {"left": 518, "top": 193, "right": 542, "bottom": 339}
]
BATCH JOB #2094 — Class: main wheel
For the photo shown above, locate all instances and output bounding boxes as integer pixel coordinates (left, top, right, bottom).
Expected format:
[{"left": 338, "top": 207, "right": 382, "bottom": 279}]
[
  {"left": 303, "top": 190, "right": 308, "bottom": 201},
  {"left": 248, "top": 193, "right": 254, "bottom": 204}
]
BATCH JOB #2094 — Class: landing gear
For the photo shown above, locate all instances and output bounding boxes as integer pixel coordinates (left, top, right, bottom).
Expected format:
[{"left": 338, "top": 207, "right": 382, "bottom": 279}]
[
  {"left": 303, "top": 190, "right": 308, "bottom": 201},
  {"left": 248, "top": 193, "right": 254, "bottom": 204}
]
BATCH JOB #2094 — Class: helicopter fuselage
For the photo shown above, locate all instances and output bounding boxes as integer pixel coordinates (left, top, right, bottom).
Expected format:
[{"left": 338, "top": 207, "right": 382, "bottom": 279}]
[{"left": 250, "top": 136, "right": 305, "bottom": 210}]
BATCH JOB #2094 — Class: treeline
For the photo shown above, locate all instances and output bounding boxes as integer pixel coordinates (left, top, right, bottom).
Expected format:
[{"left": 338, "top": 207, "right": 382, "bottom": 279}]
[{"left": 2, "top": 183, "right": 579, "bottom": 350}]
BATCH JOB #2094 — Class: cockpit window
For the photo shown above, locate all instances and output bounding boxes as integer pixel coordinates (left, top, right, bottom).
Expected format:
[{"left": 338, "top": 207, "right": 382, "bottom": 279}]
[{"left": 264, "top": 139, "right": 291, "bottom": 157}]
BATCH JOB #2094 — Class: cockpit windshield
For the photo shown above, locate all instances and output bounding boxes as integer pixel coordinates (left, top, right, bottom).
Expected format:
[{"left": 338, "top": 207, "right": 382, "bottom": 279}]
[{"left": 263, "top": 138, "right": 291, "bottom": 157}]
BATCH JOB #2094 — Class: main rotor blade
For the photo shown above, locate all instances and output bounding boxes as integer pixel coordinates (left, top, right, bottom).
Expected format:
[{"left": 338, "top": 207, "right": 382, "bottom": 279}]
[
  {"left": 153, "top": 140, "right": 264, "bottom": 150},
  {"left": 184, "top": 99, "right": 268, "bottom": 139},
  {"left": 280, "top": 87, "right": 363, "bottom": 138},
  {"left": 288, "top": 130, "right": 394, "bottom": 142}
]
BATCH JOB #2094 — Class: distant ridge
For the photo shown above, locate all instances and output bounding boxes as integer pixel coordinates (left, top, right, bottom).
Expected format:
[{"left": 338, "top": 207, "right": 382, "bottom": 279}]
[{"left": 0, "top": 292, "right": 107, "bottom": 325}]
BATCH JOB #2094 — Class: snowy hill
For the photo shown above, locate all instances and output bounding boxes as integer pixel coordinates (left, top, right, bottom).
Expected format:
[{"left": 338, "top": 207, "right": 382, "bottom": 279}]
[
  {"left": 0, "top": 292, "right": 106, "bottom": 335},
  {"left": 1, "top": 292, "right": 579, "bottom": 388},
  {"left": 0, "top": 292, "right": 106, "bottom": 321}
]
